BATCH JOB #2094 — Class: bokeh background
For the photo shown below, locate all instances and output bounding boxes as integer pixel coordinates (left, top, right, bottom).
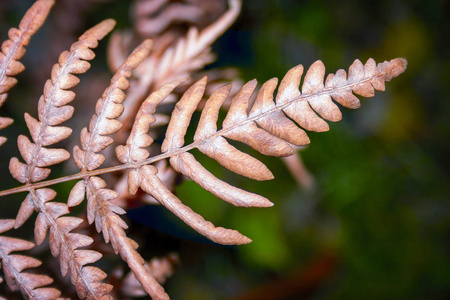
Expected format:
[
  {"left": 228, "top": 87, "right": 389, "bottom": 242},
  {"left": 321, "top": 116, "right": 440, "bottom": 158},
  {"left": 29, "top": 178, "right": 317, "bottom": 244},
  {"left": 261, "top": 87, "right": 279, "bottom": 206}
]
[{"left": 0, "top": 0, "right": 449, "bottom": 299}]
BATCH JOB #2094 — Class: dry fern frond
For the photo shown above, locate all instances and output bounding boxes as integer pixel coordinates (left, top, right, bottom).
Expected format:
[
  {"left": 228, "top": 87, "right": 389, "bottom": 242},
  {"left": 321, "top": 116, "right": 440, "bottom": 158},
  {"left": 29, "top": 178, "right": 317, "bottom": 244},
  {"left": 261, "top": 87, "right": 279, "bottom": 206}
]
[
  {"left": 133, "top": 0, "right": 229, "bottom": 38},
  {"left": 115, "top": 77, "right": 253, "bottom": 245},
  {"left": 8, "top": 19, "right": 116, "bottom": 300},
  {"left": 133, "top": 0, "right": 205, "bottom": 37},
  {"left": 110, "top": 0, "right": 241, "bottom": 145},
  {"left": 69, "top": 40, "right": 170, "bottom": 300},
  {"left": 132, "top": 57, "right": 407, "bottom": 245},
  {"left": 11, "top": 18, "right": 116, "bottom": 221},
  {"left": 145, "top": 0, "right": 241, "bottom": 88},
  {"left": 0, "top": 0, "right": 54, "bottom": 146},
  {"left": 0, "top": 219, "right": 61, "bottom": 299}
]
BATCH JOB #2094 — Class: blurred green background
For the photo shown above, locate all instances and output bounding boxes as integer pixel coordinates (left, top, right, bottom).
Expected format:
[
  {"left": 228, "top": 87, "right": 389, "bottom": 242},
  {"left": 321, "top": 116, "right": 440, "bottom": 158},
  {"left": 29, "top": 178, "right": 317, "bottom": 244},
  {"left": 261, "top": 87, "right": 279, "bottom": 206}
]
[{"left": 0, "top": 0, "right": 449, "bottom": 299}]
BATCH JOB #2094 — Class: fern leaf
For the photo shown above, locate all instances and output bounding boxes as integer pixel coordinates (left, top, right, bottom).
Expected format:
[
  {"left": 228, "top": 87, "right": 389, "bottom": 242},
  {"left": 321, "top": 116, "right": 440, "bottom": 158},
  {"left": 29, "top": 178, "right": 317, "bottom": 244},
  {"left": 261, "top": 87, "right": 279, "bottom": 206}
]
[
  {"left": 10, "top": 17, "right": 115, "bottom": 227},
  {"left": 171, "top": 83, "right": 274, "bottom": 206},
  {"left": 149, "top": 57, "right": 407, "bottom": 245},
  {"left": 0, "top": 219, "right": 61, "bottom": 299},
  {"left": 112, "top": 0, "right": 242, "bottom": 149},
  {"left": 69, "top": 40, "right": 170, "bottom": 300},
  {"left": 7, "top": 20, "right": 116, "bottom": 300},
  {"left": 73, "top": 39, "right": 152, "bottom": 172},
  {"left": 70, "top": 39, "right": 152, "bottom": 226},
  {"left": 0, "top": 0, "right": 54, "bottom": 146},
  {"left": 139, "top": 164, "right": 252, "bottom": 245},
  {"left": 222, "top": 79, "right": 295, "bottom": 156},
  {"left": 133, "top": 0, "right": 205, "bottom": 37},
  {"left": 250, "top": 78, "right": 311, "bottom": 146},
  {"left": 116, "top": 77, "right": 186, "bottom": 195},
  {"left": 150, "top": 0, "right": 241, "bottom": 88},
  {"left": 194, "top": 80, "right": 275, "bottom": 180},
  {"left": 108, "top": 57, "right": 407, "bottom": 246},
  {"left": 170, "top": 152, "right": 273, "bottom": 207},
  {"left": 10, "top": 19, "right": 115, "bottom": 186},
  {"left": 30, "top": 189, "right": 114, "bottom": 299},
  {"left": 114, "top": 77, "right": 253, "bottom": 244},
  {"left": 11, "top": 18, "right": 115, "bottom": 226}
]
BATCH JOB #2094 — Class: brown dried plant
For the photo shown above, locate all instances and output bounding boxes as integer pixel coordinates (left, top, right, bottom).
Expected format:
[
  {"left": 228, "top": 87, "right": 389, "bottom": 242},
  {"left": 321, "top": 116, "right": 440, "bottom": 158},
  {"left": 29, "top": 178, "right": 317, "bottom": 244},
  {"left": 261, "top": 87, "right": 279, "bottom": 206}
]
[{"left": 0, "top": 0, "right": 407, "bottom": 299}]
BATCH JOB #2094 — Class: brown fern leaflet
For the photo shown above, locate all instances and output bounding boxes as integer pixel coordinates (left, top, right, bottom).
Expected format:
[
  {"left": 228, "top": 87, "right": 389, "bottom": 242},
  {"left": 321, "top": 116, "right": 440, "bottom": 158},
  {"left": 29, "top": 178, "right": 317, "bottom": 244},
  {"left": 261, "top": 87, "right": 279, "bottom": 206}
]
[
  {"left": 0, "top": 0, "right": 54, "bottom": 146},
  {"left": 0, "top": 0, "right": 407, "bottom": 299},
  {"left": 0, "top": 219, "right": 61, "bottom": 299}
]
